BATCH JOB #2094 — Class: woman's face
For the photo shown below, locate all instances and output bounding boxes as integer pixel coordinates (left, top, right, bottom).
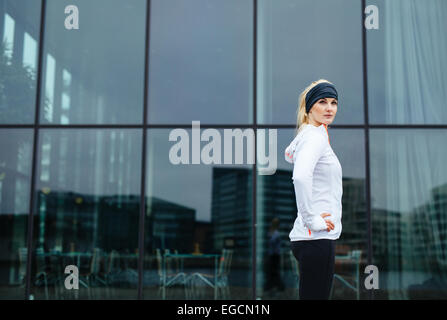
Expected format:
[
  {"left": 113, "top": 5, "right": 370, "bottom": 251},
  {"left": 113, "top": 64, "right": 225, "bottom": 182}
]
[{"left": 308, "top": 97, "right": 338, "bottom": 126}]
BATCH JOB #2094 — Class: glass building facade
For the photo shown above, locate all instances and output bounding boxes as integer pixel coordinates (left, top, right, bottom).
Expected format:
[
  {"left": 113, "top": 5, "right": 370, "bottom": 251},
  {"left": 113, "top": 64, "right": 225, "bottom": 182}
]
[{"left": 0, "top": 0, "right": 446, "bottom": 300}]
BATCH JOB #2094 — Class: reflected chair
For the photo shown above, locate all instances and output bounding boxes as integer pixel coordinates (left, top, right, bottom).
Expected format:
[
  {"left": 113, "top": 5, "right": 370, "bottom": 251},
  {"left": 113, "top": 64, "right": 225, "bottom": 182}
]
[
  {"left": 169, "top": 249, "right": 191, "bottom": 299},
  {"left": 17, "top": 247, "right": 28, "bottom": 287},
  {"left": 82, "top": 248, "right": 107, "bottom": 299},
  {"left": 330, "top": 250, "right": 362, "bottom": 300},
  {"left": 47, "top": 252, "right": 65, "bottom": 299},
  {"left": 104, "top": 250, "right": 120, "bottom": 298},
  {"left": 34, "top": 247, "right": 49, "bottom": 300},
  {"left": 156, "top": 248, "right": 189, "bottom": 299},
  {"left": 17, "top": 247, "right": 50, "bottom": 299},
  {"left": 122, "top": 249, "right": 138, "bottom": 283},
  {"left": 189, "top": 249, "right": 233, "bottom": 300}
]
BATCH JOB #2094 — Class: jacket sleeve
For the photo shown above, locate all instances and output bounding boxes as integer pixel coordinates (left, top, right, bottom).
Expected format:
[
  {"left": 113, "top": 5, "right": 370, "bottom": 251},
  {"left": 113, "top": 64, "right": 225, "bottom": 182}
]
[{"left": 292, "top": 131, "right": 328, "bottom": 232}]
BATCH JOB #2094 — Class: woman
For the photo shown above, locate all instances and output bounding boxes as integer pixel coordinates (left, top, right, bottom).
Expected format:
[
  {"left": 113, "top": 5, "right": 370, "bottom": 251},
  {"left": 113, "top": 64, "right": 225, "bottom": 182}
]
[{"left": 284, "top": 79, "right": 343, "bottom": 300}]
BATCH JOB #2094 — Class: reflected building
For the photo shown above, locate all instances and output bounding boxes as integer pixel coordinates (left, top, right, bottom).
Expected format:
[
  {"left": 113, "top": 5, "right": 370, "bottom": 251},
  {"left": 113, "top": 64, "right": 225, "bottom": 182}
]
[
  {"left": 35, "top": 190, "right": 198, "bottom": 254},
  {"left": 0, "top": 213, "right": 27, "bottom": 286},
  {"left": 340, "top": 178, "right": 368, "bottom": 251},
  {"left": 147, "top": 196, "right": 195, "bottom": 254},
  {"left": 407, "top": 184, "right": 447, "bottom": 286},
  {"left": 192, "top": 220, "right": 213, "bottom": 254},
  {"left": 371, "top": 207, "right": 402, "bottom": 273},
  {"left": 417, "top": 184, "right": 447, "bottom": 273},
  {"left": 372, "top": 183, "right": 447, "bottom": 298},
  {"left": 211, "top": 167, "right": 252, "bottom": 255},
  {"left": 34, "top": 190, "right": 140, "bottom": 253}
]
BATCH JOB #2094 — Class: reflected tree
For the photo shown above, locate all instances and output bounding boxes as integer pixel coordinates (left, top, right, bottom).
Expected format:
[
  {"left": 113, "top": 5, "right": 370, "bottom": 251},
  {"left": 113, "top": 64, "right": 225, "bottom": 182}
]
[{"left": 0, "top": 39, "right": 50, "bottom": 123}]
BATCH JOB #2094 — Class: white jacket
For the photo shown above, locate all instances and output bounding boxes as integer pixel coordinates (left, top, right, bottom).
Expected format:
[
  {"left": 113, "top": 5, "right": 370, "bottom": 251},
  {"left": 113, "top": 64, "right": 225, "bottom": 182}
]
[{"left": 285, "top": 123, "right": 343, "bottom": 241}]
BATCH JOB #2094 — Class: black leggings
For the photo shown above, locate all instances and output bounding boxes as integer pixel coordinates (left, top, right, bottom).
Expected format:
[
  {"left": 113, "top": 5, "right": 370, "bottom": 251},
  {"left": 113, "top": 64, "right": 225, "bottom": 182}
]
[{"left": 290, "top": 239, "right": 335, "bottom": 300}]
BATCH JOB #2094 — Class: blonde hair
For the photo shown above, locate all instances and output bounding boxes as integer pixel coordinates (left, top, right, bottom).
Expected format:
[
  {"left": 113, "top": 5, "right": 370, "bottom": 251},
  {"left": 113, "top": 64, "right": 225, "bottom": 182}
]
[{"left": 295, "top": 79, "right": 334, "bottom": 136}]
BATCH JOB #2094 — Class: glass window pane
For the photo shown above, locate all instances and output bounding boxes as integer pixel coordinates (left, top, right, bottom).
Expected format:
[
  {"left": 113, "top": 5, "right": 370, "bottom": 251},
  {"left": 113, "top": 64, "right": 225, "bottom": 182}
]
[
  {"left": 257, "top": 128, "right": 368, "bottom": 299},
  {"left": 0, "top": 0, "right": 41, "bottom": 124},
  {"left": 31, "top": 129, "right": 142, "bottom": 299},
  {"left": 257, "top": 0, "right": 364, "bottom": 125},
  {"left": 0, "top": 129, "right": 33, "bottom": 299},
  {"left": 370, "top": 129, "right": 447, "bottom": 299},
  {"left": 144, "top": 129, "right": 253, "bottom": 299},
  {"left": 367, "top": 0, "right": 447, "bottom": 124},
  {"left": 40, "top": 0, "right": 146, "bottom": 125},
  {"left": 148, "top": 0, "right": 253, "bottom": 124}
]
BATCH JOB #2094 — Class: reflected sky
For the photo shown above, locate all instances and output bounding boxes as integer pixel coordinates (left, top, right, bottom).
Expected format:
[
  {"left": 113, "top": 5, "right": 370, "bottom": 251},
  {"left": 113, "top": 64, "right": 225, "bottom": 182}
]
[
  {"left": 40, "top": 0, "right": 147, "bottom": 124},
  {"left": 257, "top": 0, "right": 364, "bottom": 125},
  {"left": 148, "top": 0, "right": 253, "bottom": 124},
  {"left": 367, "top": 0, "right": 447, "bottom": 124},
  {"left": 0, "top": 0, "right": 41, "bottom": 124},
  {"left": 36, "top": 129, "right": 142, "bottom": 196},
  {"left": 0, "top": 129, "right": 33, "bottom": 215},
  {"left": 370, "top": 129, "right": 447, "bottom": 213}
]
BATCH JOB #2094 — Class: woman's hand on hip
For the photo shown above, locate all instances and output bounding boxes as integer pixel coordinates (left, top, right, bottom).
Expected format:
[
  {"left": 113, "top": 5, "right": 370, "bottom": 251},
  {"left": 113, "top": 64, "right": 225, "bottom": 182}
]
[{"left": 320, "top": 213, "right": 334, "bottom": 232}]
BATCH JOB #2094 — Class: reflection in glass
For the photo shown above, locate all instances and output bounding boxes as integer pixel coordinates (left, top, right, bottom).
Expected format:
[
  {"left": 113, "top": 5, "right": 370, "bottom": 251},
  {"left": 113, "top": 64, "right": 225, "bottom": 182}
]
[
  {"left": 257, "top": 129, "right": 368, "bottom": 299},
  {"left": 257, "top": 0, "right": 364, "bottom": 125},
  {"left": 0, "top": 129, "right": 33, "bottom": 299},
  {"left": 148, "top": 0, "right": 253, "bottom": 124},
  {"left": 143, "top": 129, "right": 252, "bottom": 299},
  {"left": 370, "top": 129, "right": 447, "bottom": 299},
  {"left": 31, "top": 129, "right": 142, "bottom": 299},
  {"left": 40, "top": 0, "right": 146, "bottom": 124},
  {"left": 0, "top": 0, "right": 41, "bottom": 124},
  {"left": 367, "top": 0, "right": 447, "bottom": 124}
]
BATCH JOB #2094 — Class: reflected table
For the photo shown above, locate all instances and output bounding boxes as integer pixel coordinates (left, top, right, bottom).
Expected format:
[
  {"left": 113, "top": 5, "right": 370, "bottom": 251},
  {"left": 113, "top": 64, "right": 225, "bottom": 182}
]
[
  {"left": 332, "top": 250, "right": 362, "bottom": 300},
  {"left": 162, "top": 253, "right": 220, "bottom": 300}
]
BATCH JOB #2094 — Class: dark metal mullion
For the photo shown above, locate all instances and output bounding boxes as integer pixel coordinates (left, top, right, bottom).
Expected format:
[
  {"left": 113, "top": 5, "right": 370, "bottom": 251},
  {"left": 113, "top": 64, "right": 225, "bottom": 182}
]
[
  {"left": 365, "top": 125, "right": 447, "bottom": 129},
  {"left": 0, "top": 125, "right": 35, "bottom": 128},
  {"left": 24, "top": 0, "right": 46, "bottom": 300},
  {"left": 4, "top": 124, "right": 447, "bottom": 130},
  {"left": 258, "top": 124, "right": 365, "bottom": 129},
  {"left": 251, "top": 0, "right": 257, "bottom": 300},
  {"left": 143, "top": 124, "right": 259, "bottom": 129},
  {"left": 137, "top": 0, "right": 151, "bottom": 300},
  {"left": 361, "top": 0, "right": 373, "bottom": 300},
  {"left": 3, "top": 124, "right": 447, "bottom": 129}
]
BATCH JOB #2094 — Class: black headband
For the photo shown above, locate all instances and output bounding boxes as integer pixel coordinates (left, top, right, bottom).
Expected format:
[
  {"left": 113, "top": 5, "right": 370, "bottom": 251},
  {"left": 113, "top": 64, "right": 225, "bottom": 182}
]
[{"left": 305, "top": 82, "right": 338, "bottom": 113}]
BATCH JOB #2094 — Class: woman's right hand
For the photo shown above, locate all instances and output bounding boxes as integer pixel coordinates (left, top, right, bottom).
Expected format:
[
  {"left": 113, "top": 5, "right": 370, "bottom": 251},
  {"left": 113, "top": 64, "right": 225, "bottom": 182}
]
[{"left": 320, "top": 213, "right": 334, "bottom": 232}]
